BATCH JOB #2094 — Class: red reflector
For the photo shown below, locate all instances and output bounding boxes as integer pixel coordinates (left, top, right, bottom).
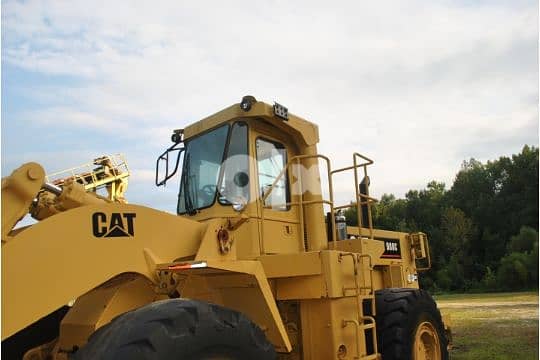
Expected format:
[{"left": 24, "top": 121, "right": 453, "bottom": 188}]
[{"left": 168, "top": 261, "right": 208, "bottom": 270}]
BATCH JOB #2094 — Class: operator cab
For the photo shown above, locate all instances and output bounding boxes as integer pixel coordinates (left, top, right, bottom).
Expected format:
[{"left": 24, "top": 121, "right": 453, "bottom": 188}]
[{"left": 156, "top": 96, "right": 322, "bottom": 256}]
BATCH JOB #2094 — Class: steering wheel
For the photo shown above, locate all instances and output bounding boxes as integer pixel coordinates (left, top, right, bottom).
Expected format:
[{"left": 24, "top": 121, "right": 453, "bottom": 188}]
[{"left": 199, "top": 184, "right": 217, "bottom": 203}]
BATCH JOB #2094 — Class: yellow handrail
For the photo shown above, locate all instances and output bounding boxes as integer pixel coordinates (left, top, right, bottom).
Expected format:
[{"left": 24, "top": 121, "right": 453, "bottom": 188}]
[
  {"left": 260, "top": 154, "right": 336, "bottom": 253},
  {"left": 259, "top": 151, "right": 376, "bottom": 253}
]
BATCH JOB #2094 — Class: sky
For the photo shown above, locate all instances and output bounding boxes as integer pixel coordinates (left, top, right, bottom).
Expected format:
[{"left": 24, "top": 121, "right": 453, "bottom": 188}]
[{"left": 1, "top": 0, "right": 538, "bottom": 214}]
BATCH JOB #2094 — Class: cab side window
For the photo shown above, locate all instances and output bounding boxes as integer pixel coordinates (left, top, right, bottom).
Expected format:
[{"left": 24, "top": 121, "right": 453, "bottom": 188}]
[
  {"left": 218, "top": 122, "right": 250, "bottom": 205},
  {"left": 256, "top": 138, "right": 289, "bottom": 211}
]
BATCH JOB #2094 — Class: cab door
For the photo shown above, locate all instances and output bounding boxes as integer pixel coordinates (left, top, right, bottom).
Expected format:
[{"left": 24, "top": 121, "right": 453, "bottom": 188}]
[{"left": 251, "top": 121, "right": 303, "bottom": 254}]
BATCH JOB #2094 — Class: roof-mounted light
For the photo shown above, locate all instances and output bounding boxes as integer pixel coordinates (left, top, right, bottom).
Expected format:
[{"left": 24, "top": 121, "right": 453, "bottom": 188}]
[{"left": 240, "top": 95, "right": 257, "bottom": 112}]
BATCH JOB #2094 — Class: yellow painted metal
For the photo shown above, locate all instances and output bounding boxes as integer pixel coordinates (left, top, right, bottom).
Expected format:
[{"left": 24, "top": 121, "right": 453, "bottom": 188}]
[
  {"left": 300, "top": 297, "right": 367, "bottom": 360},
  {"left": 2, "top": 203, "right": 206, "bottom": 339},
  {"left": 251, "top": 121, "right": 303, "bottom": 255},
  {"left": 259, "top": 252, "right": 322, "bottom": 278},
  {"left": 1, "top": 97, "right": 443, "bottom": 359},
  {"left": 31, "top": 184, "right": 106, "bottom": 222},
  {"left": 58, "top": 274, "right": 163, "bottom": 351},
  {"left": 183, "top": 101, "right": 319, "bottom": 147},
  {"left": 413, "top": 321, "right": 442, "bottom": 360},
  {"left": 45, "top": 154, "right": 130, "bottom": 203},
  {"left": 2, "top": 162, "right": 45, "bottom": 241},
  {"left": 300, "top": 145, "right": 329, "bottom": 252},
  {"left": 158, "top": 259, "right": 292, "bottom": 353},
  {"left": 260, "top": 153, "right": 334, "bottom": 253},
  {"left": 410, "top": 232, "right": 432, "bottom": 271}
]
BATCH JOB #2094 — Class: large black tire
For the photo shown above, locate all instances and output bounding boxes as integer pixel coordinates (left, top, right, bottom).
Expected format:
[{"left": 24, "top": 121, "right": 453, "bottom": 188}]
[
  {"left": 375, "top": 288, "right": 448, "bottom": 360},
  {"left": 72, "top": 299, "right": 276, "bottom": 360}
]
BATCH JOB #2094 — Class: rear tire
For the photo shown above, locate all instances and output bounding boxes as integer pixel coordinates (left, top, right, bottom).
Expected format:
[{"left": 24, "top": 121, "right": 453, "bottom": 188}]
[
  {"left": 375, "top": 288, "right": 448, "bottom": 360},
  {"left": 72, "top": 299, "right": 276, "bottom": 360}
]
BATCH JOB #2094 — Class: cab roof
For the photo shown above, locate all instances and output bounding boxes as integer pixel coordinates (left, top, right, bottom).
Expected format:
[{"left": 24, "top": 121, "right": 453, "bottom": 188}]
[{"left": 183, "top": 98, "right": 319, "bottom": 147}]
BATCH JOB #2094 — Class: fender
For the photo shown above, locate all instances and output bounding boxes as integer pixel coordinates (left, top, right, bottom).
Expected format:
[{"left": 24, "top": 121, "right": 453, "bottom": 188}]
[
  {"left": 58, "top": 273, "right": 165, "bottom": 352},
  {"left": 162, "top": 259, "right": 293, "bottom": 353}
]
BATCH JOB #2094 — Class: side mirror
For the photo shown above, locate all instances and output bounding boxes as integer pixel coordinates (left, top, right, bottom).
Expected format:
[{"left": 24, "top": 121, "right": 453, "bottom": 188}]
[{"left": 156, "top": 145, "right": 184, "bottom": 186}]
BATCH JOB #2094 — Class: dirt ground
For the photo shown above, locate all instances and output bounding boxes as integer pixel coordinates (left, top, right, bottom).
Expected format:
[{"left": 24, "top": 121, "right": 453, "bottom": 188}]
[{"left": 435, "top": 292, "right": 539, "bottom": 360}]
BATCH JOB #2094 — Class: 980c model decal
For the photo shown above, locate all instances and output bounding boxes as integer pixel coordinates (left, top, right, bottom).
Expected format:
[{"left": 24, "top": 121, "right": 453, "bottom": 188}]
[
  {"left": 378, "top": 238, "right": 402, "bottom": 259},
  {"left": 92, "top": 212, "right": 136, "bottom": 237}
]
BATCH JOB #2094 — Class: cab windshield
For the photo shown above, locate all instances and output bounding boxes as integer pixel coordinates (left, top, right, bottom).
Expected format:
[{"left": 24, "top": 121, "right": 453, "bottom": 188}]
[{"left": 177, "top": 122, "right": 249, "bottom": 215}]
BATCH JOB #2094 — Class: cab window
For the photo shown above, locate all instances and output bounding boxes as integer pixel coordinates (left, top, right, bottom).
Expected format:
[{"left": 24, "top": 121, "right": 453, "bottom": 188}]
[
  {"left": 177, "top": 124, "right": 229, "bottom": 214},
  {"left": 218, "top": 122, "right": 250, "bottom": 205},
  {"left": 256, "top": 138, "right": 290, "bottom": 211}
]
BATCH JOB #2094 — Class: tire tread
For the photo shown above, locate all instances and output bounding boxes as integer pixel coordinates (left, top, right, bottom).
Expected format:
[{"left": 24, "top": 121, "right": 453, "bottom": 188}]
[
  {"left": 375, "top": 288, "right": 448, "bottom": 360},
  {"left": 72, "top": 299, "right": 275, "bottom": 360}
]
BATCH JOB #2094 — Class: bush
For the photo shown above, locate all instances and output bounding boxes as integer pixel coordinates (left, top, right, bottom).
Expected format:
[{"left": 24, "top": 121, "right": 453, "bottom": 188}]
[
  {"left": 509, "top": 226, "right": 539, "bottom": 253},
  {"left": 435, "top": 268, "right": 452, "bottom": 290},
  {"left": 481, "top": 266, "right": 498, "bottom": 290},
  {"left": 497, "top": 252, "right": 530, "bottom": 290}
]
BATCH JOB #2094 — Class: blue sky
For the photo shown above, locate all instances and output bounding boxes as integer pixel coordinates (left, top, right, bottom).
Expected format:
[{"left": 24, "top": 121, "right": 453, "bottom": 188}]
[{"left": 2, "top": 0, "right": 538, "bottom": 214}]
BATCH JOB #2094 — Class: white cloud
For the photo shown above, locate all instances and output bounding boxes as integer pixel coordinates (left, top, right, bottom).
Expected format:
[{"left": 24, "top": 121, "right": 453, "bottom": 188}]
[{"left": 2, "top": 0, "right": 537, "bottom": 208}]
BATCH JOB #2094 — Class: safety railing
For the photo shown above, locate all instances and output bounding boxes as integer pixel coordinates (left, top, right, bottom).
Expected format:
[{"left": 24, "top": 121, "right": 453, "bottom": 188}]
[
  {"left": 259, "top": 152, "right": 377, "bottom": 253},
  {"left": 331, "top": 153, "right": 378, "bottom": 244},
  {"left": 45, "top": 154, "right": 130, "bottom": 202},
  {"left": 260, "top": 154, "right": 336, "bottom": 253}
]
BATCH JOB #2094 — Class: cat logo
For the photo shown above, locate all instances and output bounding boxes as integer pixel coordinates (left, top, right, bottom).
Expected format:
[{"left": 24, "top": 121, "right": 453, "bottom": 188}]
[{"left": 92, "top": 212, "right": 136, "bottom": 238}]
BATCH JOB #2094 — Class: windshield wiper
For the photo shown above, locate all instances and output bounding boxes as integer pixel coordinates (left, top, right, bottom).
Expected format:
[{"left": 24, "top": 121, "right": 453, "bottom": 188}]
[{"left": 182, "top": 153, "right": 197, "bottom": 216}]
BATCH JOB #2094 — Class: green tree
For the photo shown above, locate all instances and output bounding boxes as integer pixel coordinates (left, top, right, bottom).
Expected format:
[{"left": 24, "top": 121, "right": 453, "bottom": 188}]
[
  {"left": 441, "top": 207, "right": 473, "bottom": 257},
  {"left": 372, "top": 194, "right": 408, "bottom": 231},
  {"left": 447, "top": 146, "right": 539, "bottom": 285},
  {"left": 508, "top": 226, "right": 538, "bottom": 253},
  {"left": 497, "top": 252, "right": 530, "bottom": 290},
  {"left": 342, "top": 145, "right": 538, "bottom": 292}
]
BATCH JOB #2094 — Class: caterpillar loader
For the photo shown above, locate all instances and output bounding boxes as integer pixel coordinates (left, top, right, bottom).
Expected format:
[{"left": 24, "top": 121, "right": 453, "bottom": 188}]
[{"left": 2, "top": 96, "right": 450, "bottom": 359}]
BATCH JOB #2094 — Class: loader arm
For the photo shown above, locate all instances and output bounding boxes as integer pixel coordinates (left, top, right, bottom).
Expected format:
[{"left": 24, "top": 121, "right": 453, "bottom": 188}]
[
  {"left": 2, "top": 203, "right": 207, "bottom": 339},
  {"left": 1, "top": 163, "right": 45, "bottom": 240}
]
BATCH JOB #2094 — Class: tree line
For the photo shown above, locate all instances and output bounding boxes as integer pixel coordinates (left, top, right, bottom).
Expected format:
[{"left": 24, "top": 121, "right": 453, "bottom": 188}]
[{"left": 345, "top": 145, "right": 538, "bottom": 292}]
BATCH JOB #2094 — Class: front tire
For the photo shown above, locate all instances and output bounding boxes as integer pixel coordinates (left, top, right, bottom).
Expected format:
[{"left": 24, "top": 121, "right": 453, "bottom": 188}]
[
  {"left": 72, "top": 299, "right": 276, "bottom": 360},
  {"left": 375, "top": 288, "right": 448, "bottom": 360}
]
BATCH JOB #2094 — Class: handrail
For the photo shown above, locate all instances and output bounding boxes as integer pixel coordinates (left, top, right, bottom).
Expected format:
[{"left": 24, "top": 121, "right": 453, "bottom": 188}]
[
  {"left": 331, "top": 153, "right": 376, "bottom": 249},
  {"left": 354, "top": 152, "right": 372, "bottom": 241},
  {"left": 45, "top": 154, "right": 130, "bottom": 202},
  {"left": 331, "top": 153, "right": 373, "bottom": 175},
  {"left": 259, "top": 154, "right": 336, "bottom": 253},
  {"left": 258, "top": 151, "right": 376, "bottom": 254}
]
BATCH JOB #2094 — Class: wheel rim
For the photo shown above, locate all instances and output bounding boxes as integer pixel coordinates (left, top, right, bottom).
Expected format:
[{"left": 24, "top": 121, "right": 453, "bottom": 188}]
[{"left": 413, "top": 321, "right": 442, "bottom": 360}]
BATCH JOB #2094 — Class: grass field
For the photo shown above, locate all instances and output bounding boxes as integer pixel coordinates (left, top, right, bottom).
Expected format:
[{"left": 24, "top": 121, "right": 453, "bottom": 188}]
[{"left": 435, "top": 292, "right": 539, "bottom": 360}]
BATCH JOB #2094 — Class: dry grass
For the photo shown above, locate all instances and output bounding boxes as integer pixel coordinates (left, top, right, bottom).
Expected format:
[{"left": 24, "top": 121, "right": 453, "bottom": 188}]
[{"left": 435, "top": 292, "right": 539, "bottom": 360}]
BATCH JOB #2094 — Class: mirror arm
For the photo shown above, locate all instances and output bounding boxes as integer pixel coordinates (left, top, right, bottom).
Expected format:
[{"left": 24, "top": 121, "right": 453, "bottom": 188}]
[{"left": 155, "top": 142, "right": 184, "bottom": 187}]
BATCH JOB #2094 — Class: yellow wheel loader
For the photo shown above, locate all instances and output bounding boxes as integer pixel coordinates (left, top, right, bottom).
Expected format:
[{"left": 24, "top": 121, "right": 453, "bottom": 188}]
[{"left": 2, "top": 96, "right": 450, "bottom": 360}]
